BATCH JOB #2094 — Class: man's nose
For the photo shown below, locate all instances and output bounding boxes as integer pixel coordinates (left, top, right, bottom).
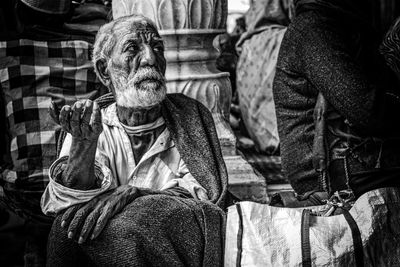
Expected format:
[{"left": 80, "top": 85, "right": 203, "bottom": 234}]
[{"left": 140, "top": 44, "right": 156, "bottom": 66}]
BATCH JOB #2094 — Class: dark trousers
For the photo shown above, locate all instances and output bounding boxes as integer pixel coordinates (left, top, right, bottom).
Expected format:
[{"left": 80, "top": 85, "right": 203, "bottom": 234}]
[{"left": 47, "top": 195, "right": 225, "bottom": 267}]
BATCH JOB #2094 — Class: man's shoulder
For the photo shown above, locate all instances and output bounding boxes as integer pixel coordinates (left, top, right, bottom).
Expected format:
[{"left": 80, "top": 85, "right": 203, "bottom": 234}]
[
  {"left": 165, "top": 93, "right": 209, "bottom": 112},
  {"left": 166, "top": 93, "right": 197, "bottom": 104},
  {"left": 163, "top": 93, "right": 213, "bottom": 121}
]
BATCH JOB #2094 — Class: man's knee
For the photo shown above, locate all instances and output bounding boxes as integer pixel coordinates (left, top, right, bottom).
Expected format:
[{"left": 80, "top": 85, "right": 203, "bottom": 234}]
[
  {"left": 102, "top": 195, "right": 207, "bottom": 250},
  {"left": 107, "top": 195, "right": 197, "bottom": 232}
]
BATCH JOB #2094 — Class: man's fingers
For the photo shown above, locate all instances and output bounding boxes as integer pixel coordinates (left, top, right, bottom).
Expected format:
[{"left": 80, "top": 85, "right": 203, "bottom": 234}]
[
  {"left": 59, "top": 105, "right": 72, "bottom": 132},
  {"left": 78, "top": 207, "right": 102, "bottom": 244},
  {"left": 91, "top": 102, "right": 101, "bottom": 123},
  {"left": 49, "top": 101, "right": 60, "bottom": 124},
  {"left": 81, "top": 100, "right": 93, "bottom": 124},
  {"left": 56, "top": 100, "right": 102, "bottom": 139},
  {"left": 67, "top": 200, "right": 98, "bottom": 241},
  {"left": 91, "top": 202, "right": 113, "bottom": 240},
  {"left": 81, "top": 100, "right": 93, "bottom": 138},
  {"left": 70, "top": 101, "right": 83, "bottom": 136},
  {"left": 87, "top": 187, "right": 139, "bottom": 241},
  {"left": 91, "top": 102, "right": 103, "bottom": 135},
  {"left": 61, "top": 204, "right": 81, "bottom": 230}
]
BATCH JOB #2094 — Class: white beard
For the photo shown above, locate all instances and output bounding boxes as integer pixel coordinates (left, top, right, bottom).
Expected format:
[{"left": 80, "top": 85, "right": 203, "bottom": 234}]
[{"left": 110, "top": 68, "right": 167, "bottom": 108}]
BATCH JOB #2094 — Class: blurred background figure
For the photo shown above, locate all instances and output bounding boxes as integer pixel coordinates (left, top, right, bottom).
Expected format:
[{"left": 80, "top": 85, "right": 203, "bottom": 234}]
[{"left": 235, "top": 0, "right": 293, "bottom": 156}]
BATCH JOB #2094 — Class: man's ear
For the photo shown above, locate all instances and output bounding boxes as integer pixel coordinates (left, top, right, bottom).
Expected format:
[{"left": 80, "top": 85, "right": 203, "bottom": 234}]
[{"left": 95, "top": 59, "right": 111, "bottom": 86}]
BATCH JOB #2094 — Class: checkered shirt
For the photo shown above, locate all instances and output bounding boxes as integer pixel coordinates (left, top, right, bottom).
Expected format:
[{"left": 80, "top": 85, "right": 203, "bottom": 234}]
[{"left": 0, "top": 39, "right": 106, "bottom": 190}]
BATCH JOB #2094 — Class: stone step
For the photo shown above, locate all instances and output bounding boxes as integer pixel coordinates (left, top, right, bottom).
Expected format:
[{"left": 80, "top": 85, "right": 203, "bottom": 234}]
[
  {"left": 225, "top": 155, "right": 269, "bottom": 203},
  {"left": 225, "top": 155, "right": 293, "bottom": 204}
]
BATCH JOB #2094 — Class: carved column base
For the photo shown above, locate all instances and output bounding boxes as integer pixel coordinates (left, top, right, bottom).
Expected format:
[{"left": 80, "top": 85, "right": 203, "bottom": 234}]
[
  {"left": 162, "top": 29, "right": 264, "bottom": 195},
  {"left": 162, "top": 29, "right": 237, "bottom": 155}
]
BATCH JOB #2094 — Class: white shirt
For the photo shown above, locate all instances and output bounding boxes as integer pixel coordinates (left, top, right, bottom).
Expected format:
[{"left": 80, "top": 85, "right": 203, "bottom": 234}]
[{"left": 41, "top": 103, "right": 208, "bottom": 215}]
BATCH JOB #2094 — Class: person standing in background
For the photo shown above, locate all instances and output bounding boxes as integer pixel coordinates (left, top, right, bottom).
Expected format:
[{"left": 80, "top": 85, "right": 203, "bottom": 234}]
[{"left": 272, "top": 0, "right": 400, "bottom": 205}]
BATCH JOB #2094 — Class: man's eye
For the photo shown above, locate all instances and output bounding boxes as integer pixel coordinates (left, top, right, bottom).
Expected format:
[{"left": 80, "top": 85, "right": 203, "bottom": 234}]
[
  {"left": 127, "top": 45, "right": 138, "bottom": 52},
  {"left": 153, "top": 46, "right": 164, "bottom": 52}
]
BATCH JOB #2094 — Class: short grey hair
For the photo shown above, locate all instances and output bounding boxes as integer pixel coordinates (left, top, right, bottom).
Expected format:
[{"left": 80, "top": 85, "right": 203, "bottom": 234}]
[{"left": 92, "top": 14, "right": 160, "bottom": 77}]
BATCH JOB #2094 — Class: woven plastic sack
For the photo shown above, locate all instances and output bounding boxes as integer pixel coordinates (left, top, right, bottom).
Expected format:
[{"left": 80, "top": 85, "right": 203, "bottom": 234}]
[{"left": 225, "top": 187, "right": 400, "bottom": 266}]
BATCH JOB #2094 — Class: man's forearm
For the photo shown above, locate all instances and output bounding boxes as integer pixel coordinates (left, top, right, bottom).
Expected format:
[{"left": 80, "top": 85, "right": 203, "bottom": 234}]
[{"left": 61, "top": 138, "right": 98, "bottom": 190}]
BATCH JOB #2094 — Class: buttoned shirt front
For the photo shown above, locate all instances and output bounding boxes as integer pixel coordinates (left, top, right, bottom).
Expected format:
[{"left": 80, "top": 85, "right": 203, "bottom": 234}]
[{"left": 41, "top": 103, "right": 208, "bottom": 215}]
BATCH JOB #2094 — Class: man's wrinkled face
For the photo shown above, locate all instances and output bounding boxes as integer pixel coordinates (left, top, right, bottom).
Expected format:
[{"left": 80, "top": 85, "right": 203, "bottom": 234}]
[{"left": 108, "top": 22, "right": 167, "bottom": 108}]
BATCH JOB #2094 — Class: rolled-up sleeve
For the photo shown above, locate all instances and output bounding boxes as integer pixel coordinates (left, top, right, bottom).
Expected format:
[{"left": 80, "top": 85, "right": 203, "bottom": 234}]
[{"left": 41, "top": 134, "right": 115, "bottom": 216}]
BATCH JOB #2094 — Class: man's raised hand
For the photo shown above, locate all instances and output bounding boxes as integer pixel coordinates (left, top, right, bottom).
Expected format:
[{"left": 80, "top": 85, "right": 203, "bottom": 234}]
[
  {"left": 49, "top": 100, "right": 103, "bottom": 141},
  {"left": 49, "top": 100, "right": 102, "bottom": 190}
]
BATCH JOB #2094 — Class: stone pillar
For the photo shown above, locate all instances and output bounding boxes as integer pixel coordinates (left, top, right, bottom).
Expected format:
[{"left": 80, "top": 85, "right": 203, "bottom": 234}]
[{"left": 113, "top": 0, "right": 267, "bottom": 202}]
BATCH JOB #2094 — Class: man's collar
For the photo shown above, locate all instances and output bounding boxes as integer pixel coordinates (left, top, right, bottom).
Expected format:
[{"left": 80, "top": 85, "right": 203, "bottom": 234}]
[
  {"left": 116, "top": 104, "right": 162, "bottom": 126},
  {"left": 102, "top": 103, "right": 164, "bottom": 129},
  {"left": 101, "top": 103, "right": 123, "bottom": 128}
]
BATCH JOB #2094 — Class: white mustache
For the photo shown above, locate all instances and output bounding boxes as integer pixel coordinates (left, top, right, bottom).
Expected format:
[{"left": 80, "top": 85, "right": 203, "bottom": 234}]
[{"left": 132, "top": 67, "right": 165, "bottom": 87}]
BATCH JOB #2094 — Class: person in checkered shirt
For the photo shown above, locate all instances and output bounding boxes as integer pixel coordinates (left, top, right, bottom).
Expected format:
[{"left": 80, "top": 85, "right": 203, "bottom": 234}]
[{"left": 0, "top": 0, "right": 109, "bottom": 266}]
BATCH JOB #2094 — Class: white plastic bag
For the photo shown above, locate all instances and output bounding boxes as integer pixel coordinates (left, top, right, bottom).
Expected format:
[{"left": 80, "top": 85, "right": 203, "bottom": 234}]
[{"left": 225, "top": 187, "right": 400, "bottom": 266}]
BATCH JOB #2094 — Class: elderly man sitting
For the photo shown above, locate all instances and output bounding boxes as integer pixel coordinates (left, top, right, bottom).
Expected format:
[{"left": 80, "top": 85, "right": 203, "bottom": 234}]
[{"left": 41, "top": 15, "right": 227, "bottom": 267}]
